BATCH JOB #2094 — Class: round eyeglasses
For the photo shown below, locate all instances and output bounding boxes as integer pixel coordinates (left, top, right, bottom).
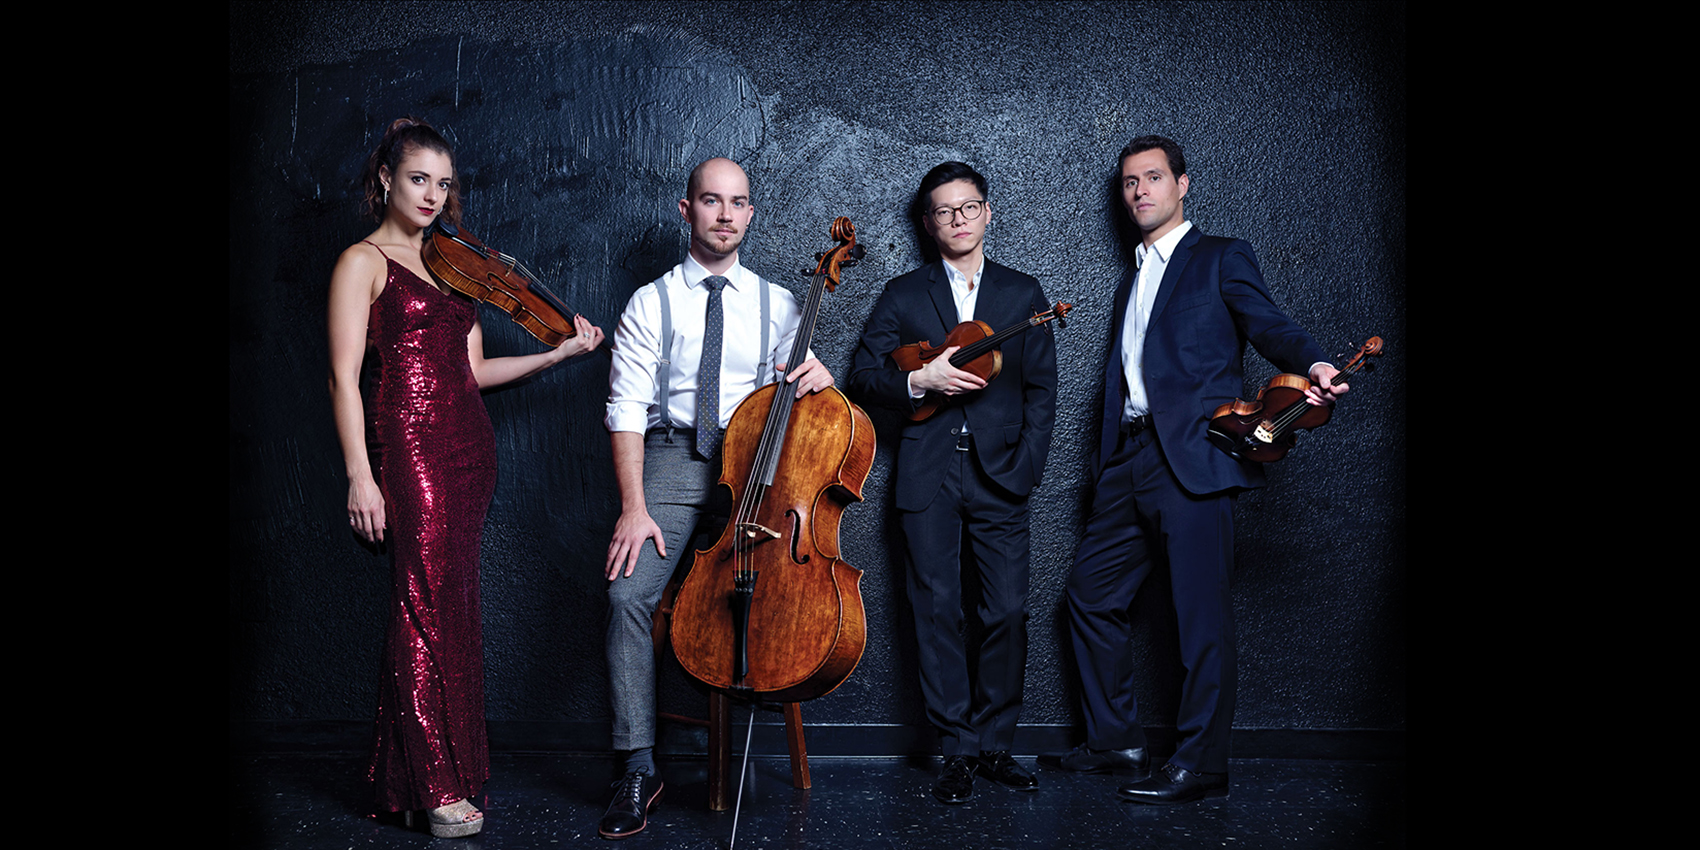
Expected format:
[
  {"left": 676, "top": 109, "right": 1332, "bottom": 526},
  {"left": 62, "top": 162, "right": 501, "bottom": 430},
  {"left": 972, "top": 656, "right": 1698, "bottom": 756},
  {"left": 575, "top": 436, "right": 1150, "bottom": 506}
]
[{"left": 930, "top": 200, "right": 986, "bottom": 225}]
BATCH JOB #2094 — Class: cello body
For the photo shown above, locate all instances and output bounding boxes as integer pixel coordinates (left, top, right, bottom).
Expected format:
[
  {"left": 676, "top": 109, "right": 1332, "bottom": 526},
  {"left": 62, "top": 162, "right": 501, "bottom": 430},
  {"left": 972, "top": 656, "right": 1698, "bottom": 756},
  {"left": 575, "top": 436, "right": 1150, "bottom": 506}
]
[
  {"left": 668, "top": 217, "right": 873, "bottom": 703},
  {"left": 669, "top": 384, "right": 873, "bottom": 700}
]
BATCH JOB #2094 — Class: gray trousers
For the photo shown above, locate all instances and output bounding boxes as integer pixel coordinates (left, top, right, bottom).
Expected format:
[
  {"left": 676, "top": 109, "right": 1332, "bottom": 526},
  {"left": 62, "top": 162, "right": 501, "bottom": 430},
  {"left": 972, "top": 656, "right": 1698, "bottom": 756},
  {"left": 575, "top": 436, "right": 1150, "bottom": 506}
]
[{"left": 606, "top": 431, "right": 725, "bottom": 751}]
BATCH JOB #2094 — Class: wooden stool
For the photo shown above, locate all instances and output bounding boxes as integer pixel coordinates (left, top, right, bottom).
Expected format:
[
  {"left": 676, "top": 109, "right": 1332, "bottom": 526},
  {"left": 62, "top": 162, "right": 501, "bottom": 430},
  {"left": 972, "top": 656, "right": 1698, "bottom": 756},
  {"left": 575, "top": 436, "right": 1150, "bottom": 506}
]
[{"left": 653, "top": 580, "right": 811, "bottom": 810}]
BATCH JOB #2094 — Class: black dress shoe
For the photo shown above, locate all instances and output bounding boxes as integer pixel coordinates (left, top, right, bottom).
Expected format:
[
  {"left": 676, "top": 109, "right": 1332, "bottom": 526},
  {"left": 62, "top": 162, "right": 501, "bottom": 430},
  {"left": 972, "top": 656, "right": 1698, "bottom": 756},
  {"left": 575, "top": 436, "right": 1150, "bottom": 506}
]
[
  {"left": 599, "top": 769, "right": 664, "bottom": 839},
  {"left": 932, "top": 754, "right": 977, "bottom": 804},
  {"left": 1116, "top": 762, "right": 1229, "bottom": 804},
  {"left": 1041, "top": 744, "right": 1149, "bottom": 777},
  {"left": 978, "top": 751, "right": 1038, "bottom": 791}
]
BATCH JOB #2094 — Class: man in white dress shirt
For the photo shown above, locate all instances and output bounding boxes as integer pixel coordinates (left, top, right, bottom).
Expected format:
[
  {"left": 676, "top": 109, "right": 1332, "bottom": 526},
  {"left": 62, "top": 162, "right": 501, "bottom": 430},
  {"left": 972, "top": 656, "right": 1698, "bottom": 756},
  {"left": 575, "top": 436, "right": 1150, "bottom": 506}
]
[
  {"left": 597, "top": 158, "right": 834, "bottom": 839},
  {"left": 1053, "top": 135, "right": 1347, "bottom": 805}
]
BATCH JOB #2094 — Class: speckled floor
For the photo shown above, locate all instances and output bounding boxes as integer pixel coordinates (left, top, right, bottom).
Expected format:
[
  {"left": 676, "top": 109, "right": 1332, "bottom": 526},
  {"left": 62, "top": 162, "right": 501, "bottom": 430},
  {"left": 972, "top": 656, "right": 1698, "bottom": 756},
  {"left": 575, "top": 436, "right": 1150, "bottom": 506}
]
[{"left": 231, "top": 751, "right": 1404, "bottom": 848}]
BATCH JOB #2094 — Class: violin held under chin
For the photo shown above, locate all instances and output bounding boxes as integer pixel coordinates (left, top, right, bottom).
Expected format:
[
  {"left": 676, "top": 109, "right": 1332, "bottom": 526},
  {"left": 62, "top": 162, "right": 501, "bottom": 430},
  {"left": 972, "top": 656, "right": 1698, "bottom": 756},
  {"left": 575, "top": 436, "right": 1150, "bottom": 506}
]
[{"left": 423, "top": 219, "right": 604, "bottom": 350}]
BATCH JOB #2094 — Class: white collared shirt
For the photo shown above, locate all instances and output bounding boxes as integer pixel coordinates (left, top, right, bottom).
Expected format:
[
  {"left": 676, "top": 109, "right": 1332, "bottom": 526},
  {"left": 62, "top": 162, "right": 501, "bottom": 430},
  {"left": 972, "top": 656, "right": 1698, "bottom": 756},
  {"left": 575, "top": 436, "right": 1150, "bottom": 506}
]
[
  {"left": 908, "top": 258, "right": 984, "bottom": 399},
  {"left": 605, "top": 255, "right": 806, "bottom": 433},
  {"left": 1122, "top": 220, "right": 1193, "bottom": 419},
  {"left": 943, "top": 257, "right": 983, "bottom": 324}
]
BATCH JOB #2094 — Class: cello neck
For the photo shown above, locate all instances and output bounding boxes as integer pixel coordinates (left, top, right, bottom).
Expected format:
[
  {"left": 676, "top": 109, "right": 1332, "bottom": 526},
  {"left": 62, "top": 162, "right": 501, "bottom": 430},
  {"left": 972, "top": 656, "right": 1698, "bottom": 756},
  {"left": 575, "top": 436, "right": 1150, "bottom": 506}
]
[{"left": 748, "top": 218, "right": 862, "bottom": 490}]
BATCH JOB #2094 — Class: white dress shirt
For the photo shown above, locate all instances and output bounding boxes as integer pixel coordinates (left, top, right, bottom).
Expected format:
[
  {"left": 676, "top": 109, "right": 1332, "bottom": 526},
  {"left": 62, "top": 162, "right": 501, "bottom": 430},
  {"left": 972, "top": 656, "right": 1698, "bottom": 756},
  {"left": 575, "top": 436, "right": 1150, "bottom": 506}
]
[
  {"left": 1121, "top": 221, "right": 1192, "bottom": 419},
  {"left": 908, "top": 258, "right": 983, "bottom": 399},
  {"left": 605, "top": 255, "right": 806, "bottom": 434}
]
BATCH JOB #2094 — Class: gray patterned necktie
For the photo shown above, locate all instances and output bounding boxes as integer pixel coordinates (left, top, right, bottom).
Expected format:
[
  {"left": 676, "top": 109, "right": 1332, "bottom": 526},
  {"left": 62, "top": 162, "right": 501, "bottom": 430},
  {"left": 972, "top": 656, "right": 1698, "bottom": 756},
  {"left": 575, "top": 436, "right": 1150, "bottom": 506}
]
[{"left": 696, "top": 275, "right": 729, "bottom": 459}]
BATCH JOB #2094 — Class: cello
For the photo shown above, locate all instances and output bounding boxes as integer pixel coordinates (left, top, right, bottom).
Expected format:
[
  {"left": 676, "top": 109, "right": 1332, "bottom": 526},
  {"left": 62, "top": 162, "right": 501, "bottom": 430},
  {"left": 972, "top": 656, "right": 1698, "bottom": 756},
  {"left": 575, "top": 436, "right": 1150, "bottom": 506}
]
[{"left": 668, "top": 217, "right": 873, "bottom": 703}]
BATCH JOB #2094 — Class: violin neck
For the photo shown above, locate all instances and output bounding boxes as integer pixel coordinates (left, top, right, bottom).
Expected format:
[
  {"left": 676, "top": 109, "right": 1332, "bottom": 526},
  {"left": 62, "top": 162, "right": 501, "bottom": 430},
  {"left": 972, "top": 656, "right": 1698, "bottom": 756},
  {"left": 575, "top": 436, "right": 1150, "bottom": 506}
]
[
  {"left": 947, "top": 311, "right": 1049, "bottom": 368},
  {"left": 1331, "top": 356, "right": 1369, "bottom": 387}
]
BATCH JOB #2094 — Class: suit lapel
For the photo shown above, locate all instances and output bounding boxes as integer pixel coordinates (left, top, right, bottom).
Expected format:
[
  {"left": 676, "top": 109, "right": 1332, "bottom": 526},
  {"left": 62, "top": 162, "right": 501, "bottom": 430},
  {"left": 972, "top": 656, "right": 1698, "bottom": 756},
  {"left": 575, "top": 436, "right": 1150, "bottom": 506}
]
[
  {"left": 926, "top": 262, "right": 958, "bottom": 333},
  {"left": 976, "top": 261, "right": 1018, "bottom": 327},
  {"left": 1148, "top": 226, "right": 1202, "bottom": 326},
  {"left": 1109, "top": 265, "right": 1136, "bottom": 379}
]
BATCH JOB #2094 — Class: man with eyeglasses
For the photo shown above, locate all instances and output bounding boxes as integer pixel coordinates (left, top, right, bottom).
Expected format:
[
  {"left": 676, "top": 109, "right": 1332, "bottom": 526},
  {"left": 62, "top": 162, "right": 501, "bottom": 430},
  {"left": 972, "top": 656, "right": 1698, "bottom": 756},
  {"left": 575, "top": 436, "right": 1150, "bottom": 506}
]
[{"left": 849, "top": 161, "right": 1057, "bottom": 804}]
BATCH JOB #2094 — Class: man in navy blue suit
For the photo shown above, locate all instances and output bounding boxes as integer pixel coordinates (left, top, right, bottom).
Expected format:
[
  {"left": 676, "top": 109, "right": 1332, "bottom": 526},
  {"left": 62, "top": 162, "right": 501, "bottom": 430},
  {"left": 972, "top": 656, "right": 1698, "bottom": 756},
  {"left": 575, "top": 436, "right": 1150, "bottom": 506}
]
[
  {"left": 849, "top": 162, "right": 1057, "bottom": 805},
  {"left": 1051, "top": 136, "right": 1348, "bottom": 804}
]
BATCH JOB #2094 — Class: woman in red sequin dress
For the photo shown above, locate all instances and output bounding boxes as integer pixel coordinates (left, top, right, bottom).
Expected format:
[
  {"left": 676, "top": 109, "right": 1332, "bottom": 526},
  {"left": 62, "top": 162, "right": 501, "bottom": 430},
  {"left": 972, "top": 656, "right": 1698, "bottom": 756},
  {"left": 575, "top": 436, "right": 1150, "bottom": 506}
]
[{"left": 328, "top": 117, "right": 603, "bottom": 838}]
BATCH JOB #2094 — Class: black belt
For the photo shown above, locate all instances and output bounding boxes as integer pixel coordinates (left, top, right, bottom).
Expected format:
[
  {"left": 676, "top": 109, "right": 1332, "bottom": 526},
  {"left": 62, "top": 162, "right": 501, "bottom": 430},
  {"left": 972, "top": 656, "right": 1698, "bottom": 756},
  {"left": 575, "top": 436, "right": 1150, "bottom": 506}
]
[
  {"left": 1121, "top": 415, "right": 1152, "bottom": 437},
  {"left": 950, "top": 426, "right": 972, "bottom": 452}
]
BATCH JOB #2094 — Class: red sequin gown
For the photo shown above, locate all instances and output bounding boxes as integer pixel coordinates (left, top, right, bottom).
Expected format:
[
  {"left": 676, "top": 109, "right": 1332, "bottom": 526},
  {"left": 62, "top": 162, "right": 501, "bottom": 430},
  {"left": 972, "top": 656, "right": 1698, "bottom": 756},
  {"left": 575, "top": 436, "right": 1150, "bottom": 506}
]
[{"left": 361, "top": 246, "right": 495, "bottom": 812}]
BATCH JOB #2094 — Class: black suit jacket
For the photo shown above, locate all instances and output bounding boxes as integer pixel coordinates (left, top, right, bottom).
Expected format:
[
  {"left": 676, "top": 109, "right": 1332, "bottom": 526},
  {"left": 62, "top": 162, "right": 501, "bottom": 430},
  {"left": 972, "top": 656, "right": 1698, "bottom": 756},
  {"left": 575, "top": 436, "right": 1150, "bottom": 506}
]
[
  {"left": 1098, "top": 227, "right": 1328, "bottom": 496},
  {"left": 850, "top": 260, "right": 1057, "bottom": 512}
]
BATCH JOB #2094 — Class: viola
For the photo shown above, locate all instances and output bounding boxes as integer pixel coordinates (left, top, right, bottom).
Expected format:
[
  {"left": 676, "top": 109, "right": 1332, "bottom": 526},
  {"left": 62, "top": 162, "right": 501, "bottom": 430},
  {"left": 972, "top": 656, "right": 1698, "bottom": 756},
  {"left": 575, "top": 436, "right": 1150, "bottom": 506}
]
[
  {"left": 889, "top": 302, "right": 1073, "bottom": 421},
  {"left": 1206, "top": 336, "right": 1384, "bottom": 463},
  {"left": 668, "top": 217, "right": 872, "bottom": 702},
  {"left": 422, "top": 220, "right": 581, "bottom": 346}
]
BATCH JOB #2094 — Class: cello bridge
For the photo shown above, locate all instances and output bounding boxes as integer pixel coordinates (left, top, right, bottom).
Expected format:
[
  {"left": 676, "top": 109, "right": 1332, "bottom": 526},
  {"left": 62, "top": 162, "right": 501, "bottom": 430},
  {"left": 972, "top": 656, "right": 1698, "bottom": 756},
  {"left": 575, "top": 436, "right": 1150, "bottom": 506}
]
[{"left": 738, "top": 522, "right": 781, "bottom": 541}]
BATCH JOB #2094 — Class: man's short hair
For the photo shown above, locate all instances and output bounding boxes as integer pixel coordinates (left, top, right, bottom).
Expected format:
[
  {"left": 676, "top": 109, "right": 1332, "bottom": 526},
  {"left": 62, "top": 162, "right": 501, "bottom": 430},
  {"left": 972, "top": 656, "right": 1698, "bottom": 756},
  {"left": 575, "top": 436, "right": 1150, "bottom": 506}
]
[
  {"left": 1119, "top": 135, "right": 1187, "bottom": 178},
  {"left": 913, "top": 161, "right": 989, "bottom": 221}
]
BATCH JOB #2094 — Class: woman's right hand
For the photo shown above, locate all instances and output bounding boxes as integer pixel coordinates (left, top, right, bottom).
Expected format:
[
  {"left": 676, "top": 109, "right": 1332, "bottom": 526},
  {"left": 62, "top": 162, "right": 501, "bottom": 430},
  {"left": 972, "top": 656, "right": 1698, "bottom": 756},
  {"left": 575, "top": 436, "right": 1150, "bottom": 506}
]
[{"left": 348, "top": 476, "right": 386, "bottom": 543}]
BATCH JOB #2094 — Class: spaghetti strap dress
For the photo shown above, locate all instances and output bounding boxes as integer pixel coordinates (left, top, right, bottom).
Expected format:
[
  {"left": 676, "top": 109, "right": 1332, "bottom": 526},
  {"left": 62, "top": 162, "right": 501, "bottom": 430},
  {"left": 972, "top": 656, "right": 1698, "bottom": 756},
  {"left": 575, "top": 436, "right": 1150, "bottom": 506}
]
[{"left": 360, "top": 242, "right": 496, "bottom": 812}]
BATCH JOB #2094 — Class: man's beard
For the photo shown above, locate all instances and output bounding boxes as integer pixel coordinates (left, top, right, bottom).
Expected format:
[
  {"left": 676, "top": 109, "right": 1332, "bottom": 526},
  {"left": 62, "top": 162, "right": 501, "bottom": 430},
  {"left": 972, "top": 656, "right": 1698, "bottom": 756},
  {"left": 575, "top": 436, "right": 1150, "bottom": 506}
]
[{"left": 694, "top": 227, "right": 744, "bottom": 258}]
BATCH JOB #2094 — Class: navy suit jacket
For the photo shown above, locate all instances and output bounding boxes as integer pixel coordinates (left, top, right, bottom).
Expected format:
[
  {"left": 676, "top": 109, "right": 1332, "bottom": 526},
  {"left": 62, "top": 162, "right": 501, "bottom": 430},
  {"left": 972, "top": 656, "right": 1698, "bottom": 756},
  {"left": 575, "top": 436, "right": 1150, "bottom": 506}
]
[
  {"left": 850, "top": 260, "right": 1057, "bottom": 512},
  {"left": 1099, "top": 227, "right": 1328, "bottom": 496}
]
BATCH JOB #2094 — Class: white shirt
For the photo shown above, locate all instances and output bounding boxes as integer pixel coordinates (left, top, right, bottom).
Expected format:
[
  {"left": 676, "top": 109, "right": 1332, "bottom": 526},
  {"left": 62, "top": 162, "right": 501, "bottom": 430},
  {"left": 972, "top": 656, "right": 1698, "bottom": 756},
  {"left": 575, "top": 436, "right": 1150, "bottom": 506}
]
[
  {"left": 1121, "top": 220, "right": 1192, "bottom": 419},
  {"left": 908, "top": 258, "right": 983, "bottom": 399},
  {"left": 943, "top": 257, "right": 983, "bottom": 324},
  {"left": 605, "top": 255, "right": 806, "bottom": 434}
]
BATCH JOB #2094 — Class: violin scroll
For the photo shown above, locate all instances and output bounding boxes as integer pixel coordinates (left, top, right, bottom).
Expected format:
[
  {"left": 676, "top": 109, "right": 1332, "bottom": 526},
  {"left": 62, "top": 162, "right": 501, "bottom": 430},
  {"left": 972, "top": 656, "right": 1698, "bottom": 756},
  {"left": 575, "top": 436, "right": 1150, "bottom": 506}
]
[{"left": 1331, "top": 337, "right": 1382, "bottom": 386}]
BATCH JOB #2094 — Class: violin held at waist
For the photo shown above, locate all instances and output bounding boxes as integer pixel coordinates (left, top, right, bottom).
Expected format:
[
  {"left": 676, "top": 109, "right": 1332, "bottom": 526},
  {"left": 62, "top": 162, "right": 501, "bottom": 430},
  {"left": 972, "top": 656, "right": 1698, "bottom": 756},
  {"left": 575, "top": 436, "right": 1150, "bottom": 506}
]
[
  {"left": 889, "top": 301, "right": 1072, "bottom": 422},
  {"left": 1206, "top": 335, "right": 1383, "bottom": 463}
]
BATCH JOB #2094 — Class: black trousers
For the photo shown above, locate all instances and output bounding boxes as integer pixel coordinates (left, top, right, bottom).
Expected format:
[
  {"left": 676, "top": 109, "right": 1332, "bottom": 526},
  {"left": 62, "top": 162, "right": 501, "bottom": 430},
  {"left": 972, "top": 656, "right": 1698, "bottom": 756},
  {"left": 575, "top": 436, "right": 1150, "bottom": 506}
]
[
  {"left": 1065, "top": 425, "right": 1237, "bottom": 774},
  {"left": 900, "top": 441, "right": 1031, "bottom": 757}
]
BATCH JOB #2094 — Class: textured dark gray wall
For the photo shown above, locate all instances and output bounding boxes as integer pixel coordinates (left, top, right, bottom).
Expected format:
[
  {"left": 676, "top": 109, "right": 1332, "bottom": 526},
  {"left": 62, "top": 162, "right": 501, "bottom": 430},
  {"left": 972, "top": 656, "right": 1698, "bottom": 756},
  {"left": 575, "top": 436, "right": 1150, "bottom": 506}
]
[{"left": 230, "top": 1, "right": 1405, "bottom": 751}]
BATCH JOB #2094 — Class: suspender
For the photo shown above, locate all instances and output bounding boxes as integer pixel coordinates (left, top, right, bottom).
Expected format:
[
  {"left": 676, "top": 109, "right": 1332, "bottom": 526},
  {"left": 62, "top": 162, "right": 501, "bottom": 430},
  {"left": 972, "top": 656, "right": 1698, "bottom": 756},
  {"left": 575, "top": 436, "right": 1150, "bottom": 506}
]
[{"left": 653, "top": 272, "right": 771, "bottom": 441}]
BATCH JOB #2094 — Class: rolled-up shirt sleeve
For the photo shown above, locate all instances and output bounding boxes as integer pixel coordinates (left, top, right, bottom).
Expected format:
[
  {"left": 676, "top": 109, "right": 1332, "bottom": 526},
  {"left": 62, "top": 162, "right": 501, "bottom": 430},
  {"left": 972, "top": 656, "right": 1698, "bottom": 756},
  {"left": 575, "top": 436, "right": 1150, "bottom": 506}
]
[{"left": 605, "top": 286, "right": 663, "bottom": 434}]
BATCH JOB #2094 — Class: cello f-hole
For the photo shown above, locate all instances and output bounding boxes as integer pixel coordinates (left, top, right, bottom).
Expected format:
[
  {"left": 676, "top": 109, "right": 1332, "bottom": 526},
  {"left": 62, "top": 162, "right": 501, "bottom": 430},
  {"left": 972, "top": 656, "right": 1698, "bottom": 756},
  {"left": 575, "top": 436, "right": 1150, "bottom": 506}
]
[{"left": 786, "top": 509, "right": 810, "bottom": 565}]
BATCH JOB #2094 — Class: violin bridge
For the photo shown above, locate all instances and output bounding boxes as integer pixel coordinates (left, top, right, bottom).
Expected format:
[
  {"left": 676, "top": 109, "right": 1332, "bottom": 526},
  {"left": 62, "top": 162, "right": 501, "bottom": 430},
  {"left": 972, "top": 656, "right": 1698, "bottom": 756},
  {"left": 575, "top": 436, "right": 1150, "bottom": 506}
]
[
  {"left": 738, "top": 522, "right": 781, "bottom": 541},
  {"left": 1253, "top": 422, "right": 1277, "bottom": 444}
]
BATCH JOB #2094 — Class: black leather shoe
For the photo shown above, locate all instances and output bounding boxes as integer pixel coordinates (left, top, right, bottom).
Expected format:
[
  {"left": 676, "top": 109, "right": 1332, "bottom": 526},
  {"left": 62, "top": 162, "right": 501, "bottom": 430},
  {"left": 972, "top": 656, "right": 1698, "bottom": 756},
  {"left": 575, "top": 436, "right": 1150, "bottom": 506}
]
[
  {"left": 978, "top": 751, "right": 1038, "bottom": 791},
  {"left": 1041, "top": 744, "right": 1149, "bottom": 777},
  {"left": 599, "top": 769, "right": 664, "bottom": 839},
  {"left": 932, "top": 755, "right": 977, "bottom": 804},
  {"left": 1117, "top": 762, "right": 1229, "bottom": 804}
]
